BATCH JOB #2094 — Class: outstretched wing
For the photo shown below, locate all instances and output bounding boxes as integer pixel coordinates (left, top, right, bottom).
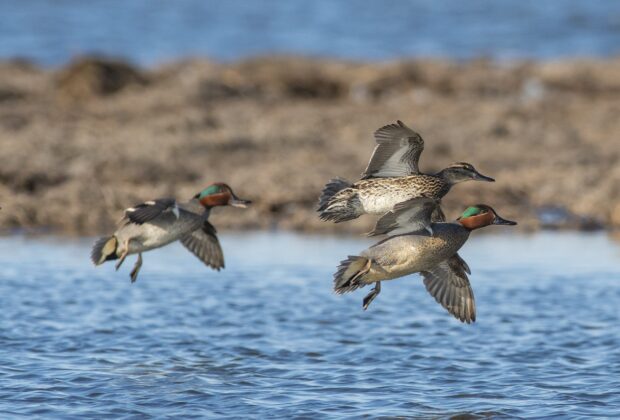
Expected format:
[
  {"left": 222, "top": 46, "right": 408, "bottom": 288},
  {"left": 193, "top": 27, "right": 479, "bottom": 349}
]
[
  {"left": 452, "top": 252, "right": 471, "bottom": 275},
  {"left": 362, "top": 120, "right": 425, "bottom": 178},
  {"left": 421, "top": 255, "right": 476, "bottom": 323},
  {"left": 180, "top": 221, "right": 225, "bottom": 270},
  {"left": 368, "top": 197, "right": 438, "bottom": 236},
  {"left": 124, "top": 198, "right": 179, "bottom": 225}
]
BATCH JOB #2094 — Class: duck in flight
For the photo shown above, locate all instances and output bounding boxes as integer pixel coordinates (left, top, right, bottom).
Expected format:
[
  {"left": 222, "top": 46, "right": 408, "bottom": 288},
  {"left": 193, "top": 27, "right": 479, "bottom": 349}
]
[
  {"left": 318, "top": 120, "right": 495, "bottom": 223},
  {"left": 91, "top": 183, "right": 251, "bottom": 282},
  {"left": 333, "top": 198, "right": 516, "bottom": 323}
]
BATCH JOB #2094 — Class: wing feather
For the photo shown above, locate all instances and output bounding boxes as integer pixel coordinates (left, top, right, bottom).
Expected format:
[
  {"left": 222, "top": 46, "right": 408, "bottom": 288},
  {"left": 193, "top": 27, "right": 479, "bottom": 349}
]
[
  {"left": 421, "top": 255, "right": 476, "bottom": 323},
  {"left": 368, "top": 197, "right": 439, "bottom": 236},
  {"left": 362, "top": 120, "right": 425, "bottom": 178},
  {"left": 180, "top": 221, "right": 225, "bottom": 270},
  {"left": 124, "top": 198, "right": 177, "bottom": 225}
]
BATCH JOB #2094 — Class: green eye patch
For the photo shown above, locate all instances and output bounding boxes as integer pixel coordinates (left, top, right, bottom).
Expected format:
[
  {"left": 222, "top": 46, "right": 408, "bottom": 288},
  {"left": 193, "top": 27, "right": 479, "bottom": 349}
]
[
  {"left": 199, "top": 185, "right": 222, "bottom": 199},
  {"left": 461, "top": 206, "right": 481, "bottom": 218}
]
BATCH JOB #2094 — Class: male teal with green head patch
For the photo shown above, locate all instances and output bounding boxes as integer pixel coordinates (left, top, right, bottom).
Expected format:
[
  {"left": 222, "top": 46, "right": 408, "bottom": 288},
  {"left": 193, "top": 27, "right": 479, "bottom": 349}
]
[
  {"left": 90, "top": 182, "right": 251, "bottom": 283},
  {"left": 332, "top": 198, "right": 516, "bottom": 324},
  {"left": 195, "top": 183, "right": 251, "bottom": 208},
  {"left": 458, "top": 204, "right": 516, "bottom": 230}
]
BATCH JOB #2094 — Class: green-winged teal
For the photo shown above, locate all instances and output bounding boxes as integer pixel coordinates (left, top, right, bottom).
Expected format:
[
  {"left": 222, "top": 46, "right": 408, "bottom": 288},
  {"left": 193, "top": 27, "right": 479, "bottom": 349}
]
[
  {"left": 333, "top": 198, "right": 516, "bottom": 323},
  {"left": 318, "top": 120, "right": 494, "bottom": 223},
  {"left": 91, "top": 183, "right": 251, "bottom": 282}
]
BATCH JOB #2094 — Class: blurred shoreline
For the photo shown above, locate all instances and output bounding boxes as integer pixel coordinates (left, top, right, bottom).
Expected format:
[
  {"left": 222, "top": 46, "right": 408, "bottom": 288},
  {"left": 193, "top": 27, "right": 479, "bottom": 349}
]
[{"left": 1, "top": 55, "right": 619, "bottom": 235}]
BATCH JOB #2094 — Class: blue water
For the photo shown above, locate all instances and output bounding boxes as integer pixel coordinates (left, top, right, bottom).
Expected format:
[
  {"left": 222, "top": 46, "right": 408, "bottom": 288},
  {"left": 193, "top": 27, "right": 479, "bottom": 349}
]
[
  {"left": 0, "top": 231, "right": 619, "bottom": 417},
  {"left": 1, "top": 0, "right": 619, "bottom": 66}
]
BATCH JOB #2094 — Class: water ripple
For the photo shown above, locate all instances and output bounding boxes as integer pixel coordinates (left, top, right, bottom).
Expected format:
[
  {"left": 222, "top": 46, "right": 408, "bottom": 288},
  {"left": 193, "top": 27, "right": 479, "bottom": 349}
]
[
  {"left": 1, "top": 1, "right": 620, "bottom": 65},
  {"left": 0, "top": 232, "right": 619, "bottom": 417}
]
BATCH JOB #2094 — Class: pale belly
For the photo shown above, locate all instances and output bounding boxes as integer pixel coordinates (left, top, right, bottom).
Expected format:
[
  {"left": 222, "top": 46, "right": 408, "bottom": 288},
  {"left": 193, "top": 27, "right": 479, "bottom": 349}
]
[
  {"left": 132, "top": 225, "right": 183, "bottom": 252},
  {"left": 359, "top": 192, "right": 411, "bottom": 214},
  {"left": 116, "top": 218, "right": 200, "bottom": 255},
  {"left": 361, "top": 228, "right": 467, "bottom": 283}
]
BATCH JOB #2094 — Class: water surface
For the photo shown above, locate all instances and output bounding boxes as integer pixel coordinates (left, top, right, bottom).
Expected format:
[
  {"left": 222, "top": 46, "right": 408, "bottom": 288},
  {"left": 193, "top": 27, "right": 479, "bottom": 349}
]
[
  {"left": 0, "top": 232, "right": 619, "bottom": 417},
  {"left": 1, "top": 0, "right": 619, "bottom": 66}
]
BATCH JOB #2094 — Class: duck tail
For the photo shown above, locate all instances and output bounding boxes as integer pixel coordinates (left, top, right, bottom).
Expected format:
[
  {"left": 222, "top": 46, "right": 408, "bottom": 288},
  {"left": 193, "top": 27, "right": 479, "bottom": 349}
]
[
  {"left": 91, "top": 236, "right": 118, "bottom": 265},
  {"left": 333, "top": 256, "right": 371, "bottom": 294},
  {"left": 318, "top": 177, "right": 351, "bottom": 210},
  {"left": 317, "top": 178, "right": 361, "bottom": 223}
]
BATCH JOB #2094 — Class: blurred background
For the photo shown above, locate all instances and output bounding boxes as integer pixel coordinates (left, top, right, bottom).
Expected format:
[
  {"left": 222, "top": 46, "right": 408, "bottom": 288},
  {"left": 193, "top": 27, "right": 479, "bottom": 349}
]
[
  {"left": 0, "top": 0, "right": 619, "bottom": 234},
  {"left": 2, "top": 2, "right": 620, "bottom": 418}
]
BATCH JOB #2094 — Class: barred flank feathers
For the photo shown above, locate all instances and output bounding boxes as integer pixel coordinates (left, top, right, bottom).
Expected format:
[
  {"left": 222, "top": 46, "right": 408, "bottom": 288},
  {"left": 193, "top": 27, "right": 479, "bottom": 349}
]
[
  {"left": 333, "top": 256, "right": 370, "bottom": 294},
  {"left": 317, "top": 178, "right": 362, "bottom": 223},
  {"left": 91, "top": 236, "right": 118, "bottom": 265}
]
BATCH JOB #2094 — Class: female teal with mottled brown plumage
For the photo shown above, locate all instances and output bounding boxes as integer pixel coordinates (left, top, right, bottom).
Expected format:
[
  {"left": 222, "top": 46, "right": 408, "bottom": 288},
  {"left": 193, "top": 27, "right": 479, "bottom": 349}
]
[
  {"left": 333, "top": 198, "right": 516, "bottom": 323},
  {"left": 91, "top": 183, "right": 251, "bottom": 282},
  {"left": 317, "top": 120, "right": 495, "bottom": 222}
]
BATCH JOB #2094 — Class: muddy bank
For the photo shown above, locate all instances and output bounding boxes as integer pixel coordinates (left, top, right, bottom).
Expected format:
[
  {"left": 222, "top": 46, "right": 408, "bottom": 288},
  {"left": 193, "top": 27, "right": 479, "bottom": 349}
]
[{"left": 0, "top": 56, "right": 619, "bottom": 235}]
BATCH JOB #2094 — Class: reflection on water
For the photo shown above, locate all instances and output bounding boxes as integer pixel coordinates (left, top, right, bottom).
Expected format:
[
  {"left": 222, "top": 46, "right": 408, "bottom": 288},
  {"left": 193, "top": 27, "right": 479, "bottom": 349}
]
[{"left": 0, "top": 232, "right": 619, "bottom": 417}]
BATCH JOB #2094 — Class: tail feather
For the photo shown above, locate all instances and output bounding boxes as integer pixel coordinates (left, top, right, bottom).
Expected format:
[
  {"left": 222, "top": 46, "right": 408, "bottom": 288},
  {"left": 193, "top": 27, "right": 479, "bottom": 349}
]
[
  {"left": 317, "top": 178, "right": 361, "bottom": 223},
  {"left": 333, "top": 256, "right": 371, "bottom": 294},
  {"left": 318, "top": 177, "right": 351, "bottom": 210},
  {"left": 91, "top": 236, "right": 118, "bottom": 265}
]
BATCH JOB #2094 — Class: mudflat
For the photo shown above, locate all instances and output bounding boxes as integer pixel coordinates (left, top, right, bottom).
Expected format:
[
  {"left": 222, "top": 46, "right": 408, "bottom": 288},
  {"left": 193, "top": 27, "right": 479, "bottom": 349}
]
[{"left": 1, "top": 56, "right": 619, "bottom": 234}]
